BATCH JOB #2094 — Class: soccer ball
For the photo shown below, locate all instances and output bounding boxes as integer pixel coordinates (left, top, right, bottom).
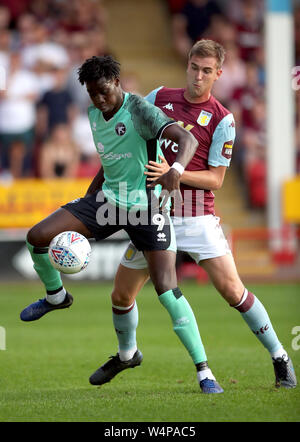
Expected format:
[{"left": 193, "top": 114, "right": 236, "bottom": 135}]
[{"left": 48, "top": 231, "right": 91, "bottom": 274}]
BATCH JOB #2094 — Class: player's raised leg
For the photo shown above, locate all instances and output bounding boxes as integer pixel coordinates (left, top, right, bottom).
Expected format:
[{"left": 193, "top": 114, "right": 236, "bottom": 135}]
[
  {"left": 200, "top": 253, "right": 297, "bottom": 388},
  {"left": 20, "top": 208, "right": 93, "bottom": 321}
]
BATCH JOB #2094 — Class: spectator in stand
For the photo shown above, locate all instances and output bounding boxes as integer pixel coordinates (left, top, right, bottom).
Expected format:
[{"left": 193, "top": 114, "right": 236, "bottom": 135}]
[
  {"left": 166, "top": 0, "right": 187, "bottom": 15},
  {"left": 15, "top": 12, "right": 38, "bottom": 49},
  {"left": 241, "top": 97, "right": 266, "bottom": 208},
  {"left": 15, "top": 16, "right": 70, "bottom": 97},
  {"left": 0, "top": 28, "right": 12, "bottom": 73},
  {"left": 0, "top": 1, "right": 107, "bottom": 181},
  {"left": 58, "top": 0, "right": 107, "bottom": 34},
  {"left": 232, "top": 0, "right": 263, "bottom": 62},
  {"left": 71, "top": 114, "right": 101, "bottom": 178},
  {"left": 0, "top": 0, "right": 30, "bottom": 28},
  {"left": 36, "top": 64, "right": 76, "bottom": 141},
  {"left": 225, "top": 0, "right": 264, "bottom": 24},
  {"left": 206, "top": 15, "right": 236, "bottom": 47},
  {"left": 0, "top": 51, "right": 39, "bottom": 179},
  {"left": 38, "top": 123, "right": 80, "bottom": 179},
  {"left": 19, "top": 20, "right": 69, "bottom": 87},
  {"left": 230, "top": 61, "right": 264, "bottom": 131},
  {"left": 228, "top": 60, "right": 266, "bottom": 207},
  {"left": 121, "top": 71, "right": 142, "bottom": 96},
  {"left": 212, "top": 42, "right": 246, "bottom": 106},
  {"left": 0, "top": 6, "right": 12, "bottom": 71},
  {"left": 66, "top": 31, "right": 108, "bottom": 115},
  {"left": 0, "top": 5, "right": 11, "bottom": 30},
  {"left": 171, "top": 0, "right": 224, "bottom": 60}
]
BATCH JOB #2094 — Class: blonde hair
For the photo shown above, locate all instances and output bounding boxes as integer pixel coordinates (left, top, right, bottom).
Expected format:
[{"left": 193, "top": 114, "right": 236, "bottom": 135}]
[{"left": 188, "top": 39, "right": 225, "bottom": 70}]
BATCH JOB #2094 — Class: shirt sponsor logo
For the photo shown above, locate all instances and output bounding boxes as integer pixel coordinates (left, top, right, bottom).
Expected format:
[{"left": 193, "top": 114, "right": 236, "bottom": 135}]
[
  {"left": 222, "top": 141, "right": 233, "bottom": 159},
  {"left": 160, "top": 121, "right": 194, "bottom": 153},
  {"left": 115, "top": 122, "right": 126, "bottom": 136},
  {"left": 97, "top": 142, "right": 104, "bottom": 153},
  {"left": 101, "top": 152, "right": 132, "bottom": 160},
  {"left": 197, "top": 110, "right": 213, "bottom": 126}
]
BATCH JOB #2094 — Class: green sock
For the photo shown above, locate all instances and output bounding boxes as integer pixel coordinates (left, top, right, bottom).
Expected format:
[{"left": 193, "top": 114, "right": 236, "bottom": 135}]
[
  {"left": 158, "top": 288, "right": 207, "bottom": 364},
  {"left": 26, "top": 240, "right": 63, "bottom": 291}
]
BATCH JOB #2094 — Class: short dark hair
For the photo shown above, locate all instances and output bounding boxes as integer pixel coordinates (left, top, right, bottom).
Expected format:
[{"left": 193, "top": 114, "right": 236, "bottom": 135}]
[
  {"left": 188, "top": 39, "right": 225, "bottom": 70},
  {"left": 78, "top": 55, "right": 121, "bottom": 85}
]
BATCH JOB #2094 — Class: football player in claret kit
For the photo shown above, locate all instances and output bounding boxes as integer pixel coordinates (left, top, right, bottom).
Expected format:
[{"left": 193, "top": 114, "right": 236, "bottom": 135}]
[
  {"left": 99, "top": 39, "right": 297, "bottom": 392},
  {"left": 19, "top": 55, "right": 216, "bottom": 388}
]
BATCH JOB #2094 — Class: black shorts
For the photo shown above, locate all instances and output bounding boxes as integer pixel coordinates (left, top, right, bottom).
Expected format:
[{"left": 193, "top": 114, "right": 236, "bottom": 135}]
[{"left": 62, "top": 191, "right": 172, "bottom": 252}]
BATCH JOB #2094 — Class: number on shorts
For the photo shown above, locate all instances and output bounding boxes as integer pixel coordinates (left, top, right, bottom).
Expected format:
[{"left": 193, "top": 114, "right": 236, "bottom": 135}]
[{"left": 152, "top": 214, "right": 165, "bottom": 231}]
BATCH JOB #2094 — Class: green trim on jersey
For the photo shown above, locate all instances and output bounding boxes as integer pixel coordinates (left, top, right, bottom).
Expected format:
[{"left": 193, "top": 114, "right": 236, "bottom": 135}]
[{"left": 88, "top": 93, "right": 173, "bottom": 211}]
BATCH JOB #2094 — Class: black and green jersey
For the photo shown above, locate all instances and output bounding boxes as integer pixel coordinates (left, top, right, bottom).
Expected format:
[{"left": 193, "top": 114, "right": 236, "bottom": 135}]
[{"left": 88, "top": 92, "right": 174, "bottom": 210}]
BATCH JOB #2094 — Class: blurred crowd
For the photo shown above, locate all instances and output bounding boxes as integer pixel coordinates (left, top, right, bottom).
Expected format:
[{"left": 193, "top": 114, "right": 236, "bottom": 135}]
[
  {"left": 0, "top": 0, "right": 108, "bottom": 182},
  {"left": 0, "top": 0, "right": 299, "bottom": 210}
]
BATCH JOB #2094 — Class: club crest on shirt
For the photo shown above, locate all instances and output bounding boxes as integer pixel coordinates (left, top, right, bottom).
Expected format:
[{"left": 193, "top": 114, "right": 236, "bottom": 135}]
[
  {"left": 115, "top": 122, "right": 126, "bottom": 136},
  {"left": 197, "top": 110, "right": 213, "bottom": 126}
]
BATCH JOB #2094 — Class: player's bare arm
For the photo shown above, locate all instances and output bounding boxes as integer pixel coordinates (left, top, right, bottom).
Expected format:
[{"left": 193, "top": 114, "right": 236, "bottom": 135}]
[
  {"left": 147, "top": 124, "right": 198, "bottom": 193},
  {"left": 145, "top": 155, "right": 226, "bottom": 190}
]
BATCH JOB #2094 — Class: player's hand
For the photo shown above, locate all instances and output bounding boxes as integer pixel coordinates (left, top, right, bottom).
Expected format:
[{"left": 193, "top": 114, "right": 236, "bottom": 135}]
[
  {"left": 144, "top": 155, "right": 170, "bottom": 182},
  {"left": 147, "top": 166, "right": 182, "bottom": 209}
]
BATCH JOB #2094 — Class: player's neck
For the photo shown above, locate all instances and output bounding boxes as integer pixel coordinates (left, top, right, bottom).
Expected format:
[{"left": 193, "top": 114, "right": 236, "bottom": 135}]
[{"left": 184, "top": 90, "right": 211, "bottom": 104}]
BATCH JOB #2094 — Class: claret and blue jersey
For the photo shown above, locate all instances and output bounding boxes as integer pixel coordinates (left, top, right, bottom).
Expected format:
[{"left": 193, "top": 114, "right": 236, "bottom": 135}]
[{"left": 145, "top": 86, "right": 236, "bottom": 216}]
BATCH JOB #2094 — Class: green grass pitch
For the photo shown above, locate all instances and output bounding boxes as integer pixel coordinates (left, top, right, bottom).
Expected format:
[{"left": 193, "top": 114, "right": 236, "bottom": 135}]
[{"left": 0, "top": 280, "right": 299, "bottom": 422}]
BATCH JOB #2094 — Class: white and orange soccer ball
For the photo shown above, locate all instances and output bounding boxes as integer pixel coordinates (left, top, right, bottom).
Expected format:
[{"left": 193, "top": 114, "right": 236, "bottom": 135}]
[{"left": 48, "top": 231, "right": 91, "bottom": 274}]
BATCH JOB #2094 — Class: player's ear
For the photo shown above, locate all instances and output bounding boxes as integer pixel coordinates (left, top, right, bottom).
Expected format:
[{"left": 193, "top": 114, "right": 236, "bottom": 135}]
[
  {"left": 216, "top": 69, "right": 222, "bottom": 80},
  {"left": 114, "top": 77, "right": 120, "bottom": 87}
]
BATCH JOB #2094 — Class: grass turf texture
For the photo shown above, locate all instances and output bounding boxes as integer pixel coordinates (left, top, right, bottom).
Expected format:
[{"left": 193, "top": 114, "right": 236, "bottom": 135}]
[{"left": 0, "top": 281, "right": 299, "bottom": 422}]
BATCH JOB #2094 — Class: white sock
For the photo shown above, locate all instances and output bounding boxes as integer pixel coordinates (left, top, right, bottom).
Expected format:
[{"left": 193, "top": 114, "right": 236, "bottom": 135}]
[
  {"left": 197, "top": 369, "right": 216, "bottom": 382},
  {"left": 271, "top": 347, "right": 288, "bottom": 361},
  {"left": 46, "top": 287, "right": 66, "bottom": 305},
  {"left": 119, "top": 346, "right": 137, "bottom": 362}
]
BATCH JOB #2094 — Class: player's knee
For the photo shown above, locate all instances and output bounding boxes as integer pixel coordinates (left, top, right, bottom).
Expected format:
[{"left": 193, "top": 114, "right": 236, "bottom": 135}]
[
  {"left": 152, "top": 272, "right": 177, "bottom": 296},
  {"left": 111, "top": 287, "right": 134, "bottom": 307},
  {"left": 27, "top": 224, "right": 52, "bottom": 248},
  {"left": 219, "top": 279, "right": 244, "bottom": 305}
]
